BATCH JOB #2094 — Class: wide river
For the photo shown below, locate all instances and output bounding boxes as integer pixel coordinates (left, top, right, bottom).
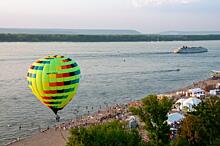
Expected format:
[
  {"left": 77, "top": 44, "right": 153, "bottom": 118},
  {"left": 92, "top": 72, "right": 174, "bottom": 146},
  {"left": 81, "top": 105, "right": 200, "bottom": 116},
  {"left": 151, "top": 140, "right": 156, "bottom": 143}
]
[{"left": 0, "top": 41, "right": 220, "bottom": 145}]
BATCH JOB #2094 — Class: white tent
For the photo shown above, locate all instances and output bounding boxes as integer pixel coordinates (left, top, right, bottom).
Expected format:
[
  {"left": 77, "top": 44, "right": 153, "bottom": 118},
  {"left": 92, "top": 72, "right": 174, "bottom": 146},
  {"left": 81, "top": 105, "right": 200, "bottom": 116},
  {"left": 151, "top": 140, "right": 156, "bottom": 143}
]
[
  {"left": 128, "top": 116, "right": 136, "bottom": 121},
  {"left": 183, "top": 97, "right": 201, "bottom": 105},
  {"left": 175, "top": 98, "right": 186, "bottom": 111},
  {"left": 175, "top": 98, "right": 186, "bottom": 104},
  {"left": 175, "top": 98, "right": 201, "bottom": 111},
  {"left": 167, "top": 113, "right": 185, "bottom": 124},
  {"left": 128, "top": 116, "right": 137, "bottom": 128},
  {"left": 181, "top": 97, "right": 201, "bottom": 111}
]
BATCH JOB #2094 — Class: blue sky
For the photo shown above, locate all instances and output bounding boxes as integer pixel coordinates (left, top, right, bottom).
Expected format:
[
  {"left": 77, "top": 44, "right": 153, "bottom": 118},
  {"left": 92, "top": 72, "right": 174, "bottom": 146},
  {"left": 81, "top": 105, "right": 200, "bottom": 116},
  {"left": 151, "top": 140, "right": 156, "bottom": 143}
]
[{"left": 0, "top": 0, "right": 219, "bottom": 33}]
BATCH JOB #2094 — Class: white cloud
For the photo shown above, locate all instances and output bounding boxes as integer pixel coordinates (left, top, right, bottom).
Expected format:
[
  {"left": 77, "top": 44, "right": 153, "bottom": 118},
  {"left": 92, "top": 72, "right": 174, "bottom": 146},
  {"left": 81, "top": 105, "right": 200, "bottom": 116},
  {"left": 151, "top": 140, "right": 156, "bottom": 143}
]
[{"left": 132, "top": 0, "right": 197, "bottom": 7}]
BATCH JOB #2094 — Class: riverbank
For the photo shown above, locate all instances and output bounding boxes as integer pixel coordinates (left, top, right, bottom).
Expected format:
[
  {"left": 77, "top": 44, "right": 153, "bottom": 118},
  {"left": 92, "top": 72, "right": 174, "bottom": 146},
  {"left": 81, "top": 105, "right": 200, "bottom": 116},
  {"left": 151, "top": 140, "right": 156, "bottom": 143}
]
[{"left": 6, "top": 78, "right": 220, "bottom": 146}]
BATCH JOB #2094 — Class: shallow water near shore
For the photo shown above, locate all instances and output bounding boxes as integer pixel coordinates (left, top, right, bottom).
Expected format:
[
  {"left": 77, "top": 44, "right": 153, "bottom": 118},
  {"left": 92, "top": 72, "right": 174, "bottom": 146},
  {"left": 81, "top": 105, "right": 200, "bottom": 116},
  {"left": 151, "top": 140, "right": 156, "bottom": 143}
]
[{"left": 0, "top": 41, "right": 220, "bottom": 145}]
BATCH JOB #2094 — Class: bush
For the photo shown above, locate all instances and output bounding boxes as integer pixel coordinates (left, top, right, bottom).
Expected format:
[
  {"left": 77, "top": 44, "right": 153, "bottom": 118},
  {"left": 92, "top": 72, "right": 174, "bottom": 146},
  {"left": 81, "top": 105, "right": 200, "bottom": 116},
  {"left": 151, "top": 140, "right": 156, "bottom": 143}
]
[
  {"left": 66, "top": 120, "right": 147, "bottom": 146},
  {"left": 172, "top": 136, "right": 190, "bottom": 146}
]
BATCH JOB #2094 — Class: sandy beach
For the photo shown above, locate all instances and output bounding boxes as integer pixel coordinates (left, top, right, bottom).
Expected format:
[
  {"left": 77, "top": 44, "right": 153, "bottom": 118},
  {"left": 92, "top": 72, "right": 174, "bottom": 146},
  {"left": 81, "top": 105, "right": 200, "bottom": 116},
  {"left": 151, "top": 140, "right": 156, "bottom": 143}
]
[
  {"left": 6, "top": 78, "right": 220, "bottom": 146},
  {"left": 7, "top": 128, "right": 69, "bottom": 146},
  {"left": 7, "top": 104, "right": 132, "bottom": 146}
]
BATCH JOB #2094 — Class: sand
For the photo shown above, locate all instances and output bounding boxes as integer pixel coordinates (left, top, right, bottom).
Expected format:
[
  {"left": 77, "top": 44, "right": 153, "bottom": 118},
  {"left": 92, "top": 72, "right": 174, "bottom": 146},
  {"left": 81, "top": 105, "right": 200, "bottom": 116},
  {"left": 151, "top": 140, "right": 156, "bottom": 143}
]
[{"left": 7, "top": 128, "right": 69, "bottom": 146}]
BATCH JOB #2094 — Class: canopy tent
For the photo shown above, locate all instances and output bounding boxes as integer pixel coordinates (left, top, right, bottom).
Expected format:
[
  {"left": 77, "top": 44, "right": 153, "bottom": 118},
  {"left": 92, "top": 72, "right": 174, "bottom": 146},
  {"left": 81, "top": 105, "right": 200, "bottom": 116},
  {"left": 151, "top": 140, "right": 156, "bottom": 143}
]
[
  {"left": 175, "top": 97, "right": 201, "bottom": 111},
  {"left": 183, "top": 97, "right": 201, "bottom": 105},
  {"left": 167, "top": 113, "right": 185, "bottom": 124},
  {"left": 128, "top": 116, "right": 137, "bottom": 128},
  {"left": 128, "top": 116, "right": 136, "bottom": 121},
  {"left": 175, "top": 98, "right": 186, "bottom": 111},
  {"left": 175, "top": 98, "right": 185, "bottom": 104},
  {"left": 180, "top": 97, "right": 201, "bottom": 111}
]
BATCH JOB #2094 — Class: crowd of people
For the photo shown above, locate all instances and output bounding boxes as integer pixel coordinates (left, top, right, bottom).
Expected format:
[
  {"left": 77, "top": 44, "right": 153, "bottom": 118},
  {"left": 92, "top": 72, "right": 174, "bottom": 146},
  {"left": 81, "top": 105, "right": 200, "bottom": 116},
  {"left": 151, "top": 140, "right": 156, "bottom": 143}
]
[{"left": 54, "top": 104, "right": 133, "bottom": 131}]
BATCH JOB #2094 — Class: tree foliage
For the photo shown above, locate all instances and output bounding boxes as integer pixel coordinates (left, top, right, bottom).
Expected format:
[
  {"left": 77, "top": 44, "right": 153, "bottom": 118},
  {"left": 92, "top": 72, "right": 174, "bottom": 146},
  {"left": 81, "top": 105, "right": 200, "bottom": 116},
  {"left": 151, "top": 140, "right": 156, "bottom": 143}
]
[
  {"left": 171, "top": 136, "right": 190, "bottom": 146},
  {"left": 66, "top": 120, "right": 147, "bottom": 146},
  {"left": 177, "top": 114, "right": 208, "bottom": 146},
  {"left": 130, "top": 95, "right": 173, "bottom": 146},
  {"left": 192, "top": 96, "right": 220, "bottom": 144}
]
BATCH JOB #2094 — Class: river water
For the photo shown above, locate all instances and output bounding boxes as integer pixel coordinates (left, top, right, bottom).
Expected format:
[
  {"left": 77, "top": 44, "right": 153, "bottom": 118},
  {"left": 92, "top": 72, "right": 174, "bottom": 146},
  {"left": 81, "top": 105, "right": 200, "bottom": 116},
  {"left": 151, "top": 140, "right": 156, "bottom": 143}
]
[{"left": 0, "top": 41, "right": 220, "bottom": 145}]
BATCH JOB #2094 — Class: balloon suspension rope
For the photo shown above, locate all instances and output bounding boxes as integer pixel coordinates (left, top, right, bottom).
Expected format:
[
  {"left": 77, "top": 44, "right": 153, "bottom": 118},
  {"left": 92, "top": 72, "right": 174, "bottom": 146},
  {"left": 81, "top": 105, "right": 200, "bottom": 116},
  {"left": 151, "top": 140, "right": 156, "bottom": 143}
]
[{"left": 55, "top": 113, "right": 60, "bottom": 122}]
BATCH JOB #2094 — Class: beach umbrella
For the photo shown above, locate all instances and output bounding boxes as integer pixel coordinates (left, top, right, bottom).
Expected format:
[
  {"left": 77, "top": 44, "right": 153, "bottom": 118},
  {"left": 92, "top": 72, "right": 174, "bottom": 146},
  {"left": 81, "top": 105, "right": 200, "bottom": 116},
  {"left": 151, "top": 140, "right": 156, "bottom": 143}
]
[
  {"left": 27, "top": 55, "right": 80, "bottom": 120},
  {"left": 167, "top": 113, "right": 185, "bottom": 124}
]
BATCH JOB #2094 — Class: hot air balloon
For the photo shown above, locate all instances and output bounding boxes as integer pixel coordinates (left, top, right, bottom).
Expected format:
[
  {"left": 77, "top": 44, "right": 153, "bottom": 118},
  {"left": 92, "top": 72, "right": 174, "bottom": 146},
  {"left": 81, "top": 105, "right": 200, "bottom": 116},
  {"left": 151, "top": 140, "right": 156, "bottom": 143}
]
[{"left": 27, "top": 55, "right": 80, "bottom": 121}]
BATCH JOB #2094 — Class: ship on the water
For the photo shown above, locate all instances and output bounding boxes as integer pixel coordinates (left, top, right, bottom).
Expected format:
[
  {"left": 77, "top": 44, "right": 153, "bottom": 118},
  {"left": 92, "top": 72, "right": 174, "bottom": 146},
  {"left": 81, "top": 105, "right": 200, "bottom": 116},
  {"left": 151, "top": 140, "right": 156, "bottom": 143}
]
[{"left": 173, "top": 46, "right": 208, "bottom": 54}]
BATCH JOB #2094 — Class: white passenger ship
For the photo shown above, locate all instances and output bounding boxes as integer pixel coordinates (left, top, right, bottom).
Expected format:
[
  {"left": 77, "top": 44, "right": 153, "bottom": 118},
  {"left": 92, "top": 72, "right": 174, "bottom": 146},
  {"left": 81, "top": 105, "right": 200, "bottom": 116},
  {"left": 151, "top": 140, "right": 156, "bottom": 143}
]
[{"left": 174, "top": 46, "right": 208, "bottom": 54}]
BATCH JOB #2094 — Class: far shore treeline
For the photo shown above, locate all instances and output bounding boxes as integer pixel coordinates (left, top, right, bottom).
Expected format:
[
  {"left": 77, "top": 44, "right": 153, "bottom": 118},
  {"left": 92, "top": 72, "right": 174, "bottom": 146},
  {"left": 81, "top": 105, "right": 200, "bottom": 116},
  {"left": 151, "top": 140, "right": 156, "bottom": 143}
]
[{"left": 1, "top": 34, "right": 220, "bottom": 42}]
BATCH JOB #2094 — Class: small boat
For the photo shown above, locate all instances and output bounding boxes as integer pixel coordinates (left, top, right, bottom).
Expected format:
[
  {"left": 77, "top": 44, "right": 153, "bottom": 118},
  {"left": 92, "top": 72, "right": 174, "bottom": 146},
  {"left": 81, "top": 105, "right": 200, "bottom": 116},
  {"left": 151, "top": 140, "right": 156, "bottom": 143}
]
[{"left": 173, "top": 46, "right": 208, "bottom": 54}]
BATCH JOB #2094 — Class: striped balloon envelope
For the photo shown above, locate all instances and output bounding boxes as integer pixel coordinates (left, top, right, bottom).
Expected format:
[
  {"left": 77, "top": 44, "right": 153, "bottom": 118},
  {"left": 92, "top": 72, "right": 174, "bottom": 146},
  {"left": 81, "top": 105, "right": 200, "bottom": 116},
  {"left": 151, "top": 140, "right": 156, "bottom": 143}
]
[{"left": 27, "top": 55, "right": 80, "bottom": 115}]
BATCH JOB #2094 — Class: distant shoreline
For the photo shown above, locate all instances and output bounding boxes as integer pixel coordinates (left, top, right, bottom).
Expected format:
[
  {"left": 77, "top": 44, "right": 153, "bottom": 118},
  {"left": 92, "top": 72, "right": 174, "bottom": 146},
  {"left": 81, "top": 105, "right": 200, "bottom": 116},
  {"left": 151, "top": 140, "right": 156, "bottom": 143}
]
[{"left": 1, "top": 34, "right": 220, "bottom": 42}]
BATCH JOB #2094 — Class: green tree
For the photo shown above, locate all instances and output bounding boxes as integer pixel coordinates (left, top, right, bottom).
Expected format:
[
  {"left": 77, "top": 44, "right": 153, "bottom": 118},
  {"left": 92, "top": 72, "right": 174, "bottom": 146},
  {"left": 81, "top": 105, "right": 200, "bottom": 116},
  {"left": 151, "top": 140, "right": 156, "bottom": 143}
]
[
  {"left": 66, "top": 120, "right": 147, "bottom": 146},
  {"left": 172, "top": 136, "right": 190, "bottom": 146},
  {"left": 130, "top": 95, "right": 173, "bottom": 146},
  {"left": 191, "top": 96, "right": 220, "bottom": 144},
  {"left": 176, "top": 114, "right": 208, "bottom": 146}
]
